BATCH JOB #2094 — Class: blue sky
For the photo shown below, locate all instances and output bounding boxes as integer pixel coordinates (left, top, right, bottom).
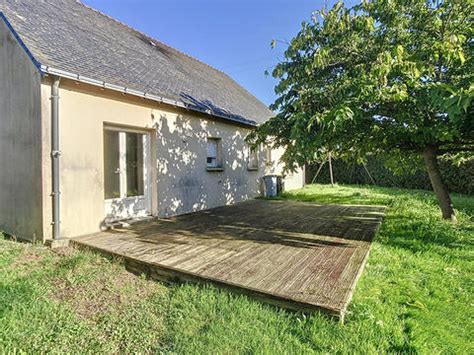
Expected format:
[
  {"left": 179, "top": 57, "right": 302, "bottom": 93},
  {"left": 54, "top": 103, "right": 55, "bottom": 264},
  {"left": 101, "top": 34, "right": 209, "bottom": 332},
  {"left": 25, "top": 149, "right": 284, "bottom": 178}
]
[{"left": 83, "top": 0, "right": 356, "bottom": 106}]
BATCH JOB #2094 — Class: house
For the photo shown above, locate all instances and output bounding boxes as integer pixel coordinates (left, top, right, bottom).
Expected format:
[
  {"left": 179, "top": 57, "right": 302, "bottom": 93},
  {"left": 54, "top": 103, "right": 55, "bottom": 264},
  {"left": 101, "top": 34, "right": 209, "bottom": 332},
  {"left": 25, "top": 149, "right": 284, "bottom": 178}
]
[{"left": 0, "top": 0, "right": 304, "bottom": 243}]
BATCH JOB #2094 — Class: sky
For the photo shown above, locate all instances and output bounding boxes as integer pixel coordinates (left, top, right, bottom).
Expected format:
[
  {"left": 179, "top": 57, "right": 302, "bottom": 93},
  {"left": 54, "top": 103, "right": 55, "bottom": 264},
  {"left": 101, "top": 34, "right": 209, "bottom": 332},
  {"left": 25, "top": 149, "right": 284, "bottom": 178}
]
[{"left": 83, "top": 0, "right": 356, "bottom": 106}]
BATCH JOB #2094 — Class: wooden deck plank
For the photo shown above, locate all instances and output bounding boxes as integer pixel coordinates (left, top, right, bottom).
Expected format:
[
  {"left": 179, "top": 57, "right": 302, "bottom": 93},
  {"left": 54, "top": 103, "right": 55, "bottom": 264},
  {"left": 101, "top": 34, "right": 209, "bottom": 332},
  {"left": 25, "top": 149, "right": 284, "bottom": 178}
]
[{"left": 71, "top": 199, "right": 385, "bottom": 320}]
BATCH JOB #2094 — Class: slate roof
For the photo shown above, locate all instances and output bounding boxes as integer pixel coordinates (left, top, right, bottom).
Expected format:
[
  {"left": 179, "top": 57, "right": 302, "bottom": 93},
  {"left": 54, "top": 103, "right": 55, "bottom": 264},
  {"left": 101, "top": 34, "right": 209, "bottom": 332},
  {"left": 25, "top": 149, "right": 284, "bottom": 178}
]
[{"left": 0, "top": 0, "right": 273, "bottom": 125}]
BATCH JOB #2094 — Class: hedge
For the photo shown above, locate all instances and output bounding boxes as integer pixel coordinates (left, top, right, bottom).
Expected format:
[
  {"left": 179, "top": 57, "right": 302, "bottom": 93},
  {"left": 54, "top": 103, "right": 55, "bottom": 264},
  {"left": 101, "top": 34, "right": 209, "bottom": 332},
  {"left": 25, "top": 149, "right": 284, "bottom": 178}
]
[{"left": 305, "top": 157, "right": 474, "bottom": 195}]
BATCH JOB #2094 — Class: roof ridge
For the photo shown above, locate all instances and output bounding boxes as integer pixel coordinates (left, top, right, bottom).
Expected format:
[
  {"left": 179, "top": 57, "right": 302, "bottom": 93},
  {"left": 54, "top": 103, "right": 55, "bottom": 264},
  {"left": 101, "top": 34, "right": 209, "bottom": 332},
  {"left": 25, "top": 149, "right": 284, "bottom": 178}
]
[
  {"left": 74, "top": 0, "right": 271, "bottom": 114},
  {"left": 3, "top": 0, "right": 272, "bottom": 123},
  {"left": 74, "top": 0, "right": 229, "bottom": 77}
]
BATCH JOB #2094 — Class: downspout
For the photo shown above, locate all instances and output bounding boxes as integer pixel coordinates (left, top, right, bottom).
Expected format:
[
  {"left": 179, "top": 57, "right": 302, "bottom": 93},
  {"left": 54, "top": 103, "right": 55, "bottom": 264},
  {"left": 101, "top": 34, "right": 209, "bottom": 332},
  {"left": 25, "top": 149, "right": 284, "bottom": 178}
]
[{"left": 51, "top": 76, "right": 61, "bottom": 240}]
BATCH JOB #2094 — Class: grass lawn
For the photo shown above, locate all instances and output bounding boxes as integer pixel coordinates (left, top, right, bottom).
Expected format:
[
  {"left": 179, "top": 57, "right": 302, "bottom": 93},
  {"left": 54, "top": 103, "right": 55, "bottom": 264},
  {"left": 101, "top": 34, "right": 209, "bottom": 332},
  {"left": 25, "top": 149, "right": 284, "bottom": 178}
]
[{"left": 1, "top": 184, "right": 472, "bottom": 353}]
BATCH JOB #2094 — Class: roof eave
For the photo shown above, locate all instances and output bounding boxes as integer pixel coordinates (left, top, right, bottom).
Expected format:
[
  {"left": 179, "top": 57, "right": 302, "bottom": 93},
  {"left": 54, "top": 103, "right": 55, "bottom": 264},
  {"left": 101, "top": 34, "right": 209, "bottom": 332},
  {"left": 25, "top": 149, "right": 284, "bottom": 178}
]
[
  {"left": 40, "top": 65, "right": 258, "bottom": 128},
  {"left": 1, "top": 10, "right": 259, "bottom": 128}
]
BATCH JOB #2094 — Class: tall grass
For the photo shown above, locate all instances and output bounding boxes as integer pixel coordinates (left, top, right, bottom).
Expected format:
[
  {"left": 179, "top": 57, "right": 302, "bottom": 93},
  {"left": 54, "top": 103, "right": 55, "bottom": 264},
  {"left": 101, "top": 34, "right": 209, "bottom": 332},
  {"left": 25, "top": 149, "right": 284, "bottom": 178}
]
[{"left": 1, "top": 184, "right": 472, "bottom": 353}]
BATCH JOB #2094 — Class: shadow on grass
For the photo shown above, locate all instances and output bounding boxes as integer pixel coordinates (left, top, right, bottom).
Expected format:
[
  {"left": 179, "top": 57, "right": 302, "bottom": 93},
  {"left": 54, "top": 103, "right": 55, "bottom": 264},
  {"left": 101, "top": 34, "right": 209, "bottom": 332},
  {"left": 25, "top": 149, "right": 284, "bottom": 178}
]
[{"left": 376, "top": 212, "right": 473, "bottom": 259}]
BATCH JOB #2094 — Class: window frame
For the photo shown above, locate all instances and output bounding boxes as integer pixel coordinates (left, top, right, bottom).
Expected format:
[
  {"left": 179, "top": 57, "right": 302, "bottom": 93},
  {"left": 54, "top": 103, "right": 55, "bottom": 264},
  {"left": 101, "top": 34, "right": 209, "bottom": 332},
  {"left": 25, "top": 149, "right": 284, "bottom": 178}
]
[
  {"left": 247, "top": 145, "right": 259, "bottom": 171},
  {"left": 265, "top": 146, "right": 273, "bottom": 166},
  {"left": 206, "top": 137, "right": 223, "bottom": 171}
]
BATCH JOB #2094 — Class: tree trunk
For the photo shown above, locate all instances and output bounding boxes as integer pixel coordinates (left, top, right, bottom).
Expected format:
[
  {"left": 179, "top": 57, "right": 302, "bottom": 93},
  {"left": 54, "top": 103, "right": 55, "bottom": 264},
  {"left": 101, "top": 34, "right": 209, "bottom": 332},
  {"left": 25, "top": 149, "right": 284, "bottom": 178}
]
[
  {"left": 328, "top": 153, "right": 334, "bottom": 186},
  {"left": 423, "top": 146, "right": 456, "bottom": 222}
]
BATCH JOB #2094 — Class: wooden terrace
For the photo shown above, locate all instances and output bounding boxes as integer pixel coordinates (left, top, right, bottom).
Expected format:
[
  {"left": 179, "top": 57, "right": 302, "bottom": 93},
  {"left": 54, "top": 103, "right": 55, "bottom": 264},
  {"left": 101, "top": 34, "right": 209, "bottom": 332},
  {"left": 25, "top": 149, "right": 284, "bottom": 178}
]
[{"left": 72, "top": 199, "right": 385, "bottom": 320}]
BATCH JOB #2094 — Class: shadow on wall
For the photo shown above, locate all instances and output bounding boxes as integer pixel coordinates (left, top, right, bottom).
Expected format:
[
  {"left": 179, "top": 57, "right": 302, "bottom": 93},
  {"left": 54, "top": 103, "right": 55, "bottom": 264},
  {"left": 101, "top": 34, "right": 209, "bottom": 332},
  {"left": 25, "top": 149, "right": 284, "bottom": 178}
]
[
  {"left": 100, "top": 196, "right": 148, "bottom": 230},
  {"left": 153, "top": 110, "right": 262, "bottom": 218},
  {"left": 97, "top": 107, "right": 267, "bottom": 230}
]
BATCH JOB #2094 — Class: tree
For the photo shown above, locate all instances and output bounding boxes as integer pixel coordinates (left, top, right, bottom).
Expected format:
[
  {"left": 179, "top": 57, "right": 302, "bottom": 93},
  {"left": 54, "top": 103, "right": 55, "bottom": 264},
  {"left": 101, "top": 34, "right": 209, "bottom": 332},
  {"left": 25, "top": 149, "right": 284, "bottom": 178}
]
[{"left": 249, "top": 0, "right": 473, "bottom": 221}]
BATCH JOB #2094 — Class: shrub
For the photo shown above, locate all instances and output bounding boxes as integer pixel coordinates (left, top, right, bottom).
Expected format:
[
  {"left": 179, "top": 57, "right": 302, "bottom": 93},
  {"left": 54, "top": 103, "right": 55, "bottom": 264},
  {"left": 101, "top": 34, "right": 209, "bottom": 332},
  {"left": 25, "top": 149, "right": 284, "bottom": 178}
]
[{"left": 306, "top": 157, "right": 474, "bottom": 195}]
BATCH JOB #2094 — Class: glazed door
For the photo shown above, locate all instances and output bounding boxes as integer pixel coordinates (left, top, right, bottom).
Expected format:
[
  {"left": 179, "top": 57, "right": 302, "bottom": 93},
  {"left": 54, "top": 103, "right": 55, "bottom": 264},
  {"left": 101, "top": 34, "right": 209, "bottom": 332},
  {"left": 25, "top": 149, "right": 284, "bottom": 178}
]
[{"left": 104, "top": 128, "right": 151, "bottom": 221}]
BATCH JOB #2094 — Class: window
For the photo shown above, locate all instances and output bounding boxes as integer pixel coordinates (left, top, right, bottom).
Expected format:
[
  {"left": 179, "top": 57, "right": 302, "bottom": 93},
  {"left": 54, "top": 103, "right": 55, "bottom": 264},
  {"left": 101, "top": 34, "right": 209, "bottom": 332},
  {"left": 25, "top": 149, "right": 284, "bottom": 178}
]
[
  {"left": 125, "top": 132, "right": 144, "bottom": 197},
  {"left": 104, "top": 130, "right": 145, "bottom": 199},
  {"left": 247, "top": 145, "right": 259, "bottom": 170},
  {"left": 265, "top": 146, "right": 273, "bottom": 165},
  {"left": 207, "top": 138, "right": 222, "bottom": 169}
]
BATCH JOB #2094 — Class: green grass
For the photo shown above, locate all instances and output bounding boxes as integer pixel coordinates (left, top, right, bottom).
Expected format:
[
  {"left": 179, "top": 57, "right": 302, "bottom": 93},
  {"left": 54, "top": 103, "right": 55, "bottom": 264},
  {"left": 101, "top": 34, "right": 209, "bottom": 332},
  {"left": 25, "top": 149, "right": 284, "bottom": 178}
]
[{"left": 1, "top": 184, "right": 472, "bottom": 353}]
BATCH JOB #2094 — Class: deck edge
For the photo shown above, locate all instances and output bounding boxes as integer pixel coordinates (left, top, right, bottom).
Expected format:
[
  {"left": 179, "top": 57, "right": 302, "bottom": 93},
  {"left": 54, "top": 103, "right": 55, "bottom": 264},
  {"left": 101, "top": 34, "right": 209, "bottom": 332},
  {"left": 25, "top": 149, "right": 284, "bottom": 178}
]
[{"left": 71, "top": 238, "right": 344, "bottom": 320}]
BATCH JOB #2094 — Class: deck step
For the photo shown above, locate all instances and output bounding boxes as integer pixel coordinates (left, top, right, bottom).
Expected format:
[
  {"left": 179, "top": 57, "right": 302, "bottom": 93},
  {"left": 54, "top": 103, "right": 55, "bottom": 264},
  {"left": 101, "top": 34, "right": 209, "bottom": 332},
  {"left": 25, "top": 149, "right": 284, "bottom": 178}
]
[{"left": 104, "top": 216, "right": 157, "bottom": 230}]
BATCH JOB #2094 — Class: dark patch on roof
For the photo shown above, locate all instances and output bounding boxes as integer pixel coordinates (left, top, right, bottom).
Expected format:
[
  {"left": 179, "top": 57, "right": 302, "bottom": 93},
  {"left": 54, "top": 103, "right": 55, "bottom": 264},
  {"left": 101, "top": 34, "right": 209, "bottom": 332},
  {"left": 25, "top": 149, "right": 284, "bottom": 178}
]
[{"left": 1, "top": 0, "right": 274, "bottom": 125}]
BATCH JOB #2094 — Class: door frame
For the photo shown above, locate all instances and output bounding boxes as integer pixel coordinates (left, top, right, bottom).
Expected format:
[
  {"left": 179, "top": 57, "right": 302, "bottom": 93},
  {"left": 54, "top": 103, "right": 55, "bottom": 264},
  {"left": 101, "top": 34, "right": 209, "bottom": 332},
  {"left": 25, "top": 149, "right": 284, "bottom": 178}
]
[{"left": 103, "top": 124, "right": 153, "bottom": 221}]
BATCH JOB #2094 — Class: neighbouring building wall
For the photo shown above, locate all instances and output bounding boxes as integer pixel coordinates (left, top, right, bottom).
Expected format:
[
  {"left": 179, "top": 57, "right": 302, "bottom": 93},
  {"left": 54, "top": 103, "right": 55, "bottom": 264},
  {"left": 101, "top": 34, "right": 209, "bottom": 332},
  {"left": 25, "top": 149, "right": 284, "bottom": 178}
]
[
  {"left": 40, "top": 79, "right": 303, "bottom": 240},
  {"left": 284, "top": 168, "right": 306, "bottom": 191},
  {"left": 0, "top": 19, "right": 43, "bottom": 241},
  {"left": 267, "top": 147, "right": 306, "bottom": 191}
]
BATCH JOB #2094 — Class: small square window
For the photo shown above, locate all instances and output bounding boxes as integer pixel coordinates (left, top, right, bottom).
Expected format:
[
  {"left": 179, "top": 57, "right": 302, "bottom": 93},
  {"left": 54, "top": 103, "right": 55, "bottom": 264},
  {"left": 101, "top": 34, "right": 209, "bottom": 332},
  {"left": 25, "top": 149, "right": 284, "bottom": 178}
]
[
  {"left": 207, "top": 138, "right": 222, "bottom": 168},
  {"left": 247, "top": 145, "right": 259, "bottom": 170}
]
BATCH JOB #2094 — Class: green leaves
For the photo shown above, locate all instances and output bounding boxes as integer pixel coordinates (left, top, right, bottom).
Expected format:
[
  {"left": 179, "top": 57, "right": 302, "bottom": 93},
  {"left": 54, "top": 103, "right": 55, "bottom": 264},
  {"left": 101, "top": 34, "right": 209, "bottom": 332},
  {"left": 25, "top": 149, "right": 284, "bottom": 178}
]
[
  {"left": 365, "top": 16, "right": 375, "bottom": 32},
  {"left": 429, "top": 83, "right": 474, "bottom": 121},
  {"left": 395, "top": 45, "right": 404, "bottom": 62},
  {"left": 252, "top": 0, "right": 474, "bottom": 171},
  {"left": 312, "top": 48, "right": 329, "bottom": 68}
]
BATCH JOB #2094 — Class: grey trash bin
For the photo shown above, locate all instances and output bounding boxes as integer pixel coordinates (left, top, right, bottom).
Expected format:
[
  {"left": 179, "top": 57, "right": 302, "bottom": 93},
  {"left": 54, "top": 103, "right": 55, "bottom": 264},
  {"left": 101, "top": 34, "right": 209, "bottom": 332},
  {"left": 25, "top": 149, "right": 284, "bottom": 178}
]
[{"left": 262, "top": 175, "right": 283, "bottom": 197}]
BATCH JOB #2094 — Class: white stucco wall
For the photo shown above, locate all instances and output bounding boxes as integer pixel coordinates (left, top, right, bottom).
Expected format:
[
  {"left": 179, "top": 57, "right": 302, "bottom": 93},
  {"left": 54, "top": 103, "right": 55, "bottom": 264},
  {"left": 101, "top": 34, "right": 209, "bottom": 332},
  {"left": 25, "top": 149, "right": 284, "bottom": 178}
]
[
  {"left": 267, "top": 147, "right": 306, "bottom": 191},
  {"left": 0, "top": 19, "right": 43, "bottom": 242},
  {"left": 40, "top": 78, "right": 304, "bottom": 240},
  {"left": 154, "top": 111, "right": 264, "bottom": 217}
]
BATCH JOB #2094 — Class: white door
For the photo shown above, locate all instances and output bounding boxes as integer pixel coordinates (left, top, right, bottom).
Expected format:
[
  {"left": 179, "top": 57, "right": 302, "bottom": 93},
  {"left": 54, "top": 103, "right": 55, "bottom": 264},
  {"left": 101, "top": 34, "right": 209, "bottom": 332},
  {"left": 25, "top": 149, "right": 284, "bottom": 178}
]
[{"left": 103, "top": 128, "right": 151, "bottom": 221}]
